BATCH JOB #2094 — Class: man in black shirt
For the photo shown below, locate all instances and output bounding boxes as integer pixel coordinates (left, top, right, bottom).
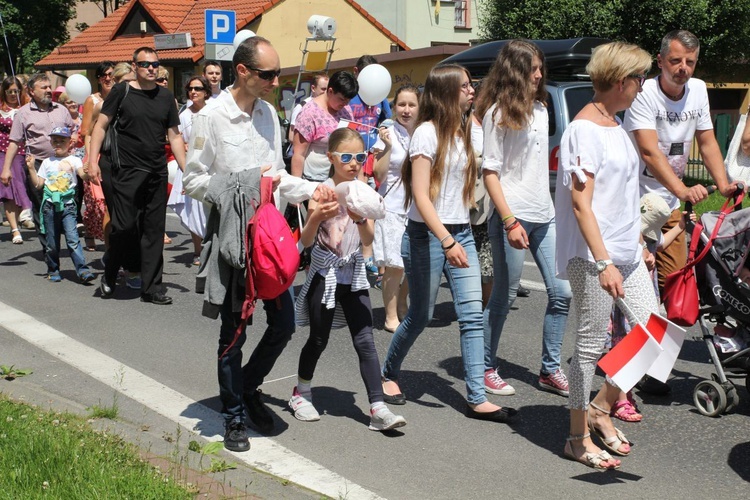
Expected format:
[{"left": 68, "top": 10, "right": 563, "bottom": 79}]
[{"left": 88, "top": 46, "right": 186, "bottom": 304}]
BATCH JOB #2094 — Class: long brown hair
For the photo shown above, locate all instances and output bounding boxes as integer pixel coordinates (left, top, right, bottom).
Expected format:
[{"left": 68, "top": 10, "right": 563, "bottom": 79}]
[
  {"left": 475, "top": 39, "right": 548, "bottom": 130},
  {"left": 403, "top": 64, "right": 476, "bottom": 210}
]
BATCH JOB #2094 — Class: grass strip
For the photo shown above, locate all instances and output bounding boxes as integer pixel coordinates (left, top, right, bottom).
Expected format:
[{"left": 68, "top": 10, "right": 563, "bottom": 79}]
[{"left": 0, "top": 394, "right": 193, "bottom": 499}]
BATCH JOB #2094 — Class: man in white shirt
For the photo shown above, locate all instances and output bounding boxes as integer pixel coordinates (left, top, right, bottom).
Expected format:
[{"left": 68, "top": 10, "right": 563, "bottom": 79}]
[
  {"left": 624, "top": 30, "right": 736, "bottom": 294},
  {"left": 184, "top": 36, "right": 331, "bottom": 452}
]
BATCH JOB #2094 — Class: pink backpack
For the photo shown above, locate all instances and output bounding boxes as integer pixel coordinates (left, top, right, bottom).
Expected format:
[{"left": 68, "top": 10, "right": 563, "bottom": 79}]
[
  {"left": 248, "top": 177, "right": 300, "bottom": 302},
  {"left": 222, "top": 177, "right": 300, "bottom": 358}
]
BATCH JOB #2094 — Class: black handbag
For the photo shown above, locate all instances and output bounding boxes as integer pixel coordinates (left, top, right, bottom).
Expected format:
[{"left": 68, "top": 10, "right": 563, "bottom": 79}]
[{"left": 101, "top": 83, "right": 130, "bottom": 169}]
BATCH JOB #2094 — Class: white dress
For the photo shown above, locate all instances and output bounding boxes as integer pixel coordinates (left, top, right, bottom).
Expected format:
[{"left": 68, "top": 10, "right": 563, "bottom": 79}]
[{"left": 168, "top": 107, "right": 207, "bottom": 238}]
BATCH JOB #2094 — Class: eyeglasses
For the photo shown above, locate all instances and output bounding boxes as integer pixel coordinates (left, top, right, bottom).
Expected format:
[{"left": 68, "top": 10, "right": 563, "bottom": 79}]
[
  {"left": 156, "top": 77, "right": 168, "bottom": 83},
  {"left": 6, "top": 90, "right": 19, "bottom": 95},
  {"left": 187, "top": 86, "right": 206, "bottom": 92},
  {"left": 100, "top": 72, "right": 114, "bottom": 79},
  {"left": 332, "top": 152, "right": 367, "bottom": 164},
  {"left": 245, "top": 66, "right": 281, "bottom": 81},
  {"left": 135, "top": 61, "right": 160, "bottom": 69},
  {"left": 460, "top": 81, "right": 473, "bottom": 93},
  {"left": 629, "top": 74, "right": 647, "bottom": 88}
]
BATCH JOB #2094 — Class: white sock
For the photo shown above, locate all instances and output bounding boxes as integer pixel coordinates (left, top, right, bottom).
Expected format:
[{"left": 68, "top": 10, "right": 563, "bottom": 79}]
[
  {"left": 297, "top": 379, "right": 312, "bottom": 395},
  {"left": 370, "top": 402, "right": 386, "bottom": 414}
]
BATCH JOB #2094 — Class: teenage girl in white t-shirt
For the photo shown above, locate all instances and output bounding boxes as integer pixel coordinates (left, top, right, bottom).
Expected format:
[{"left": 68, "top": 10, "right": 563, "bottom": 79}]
[
  {"left": 372, "top": 84, "right": 420, "bottom": 332},
  {"left": 475, "top": 39, "right": 573, "bottom": 399},
  {"left": 380, "top": 64, "right": 517, "bottom": 423}
]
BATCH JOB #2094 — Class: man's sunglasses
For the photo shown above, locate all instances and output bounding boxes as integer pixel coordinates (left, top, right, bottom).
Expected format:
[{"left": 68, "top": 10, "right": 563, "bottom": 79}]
[
  {"left": 246, "top": 66, "right": 281, "bottom": 81},
  {"left": 331, "top": 152, "right": 367, "bottom": 164},
  {"left": 135, "top": 61, "right": 161, "bottom": 69}
]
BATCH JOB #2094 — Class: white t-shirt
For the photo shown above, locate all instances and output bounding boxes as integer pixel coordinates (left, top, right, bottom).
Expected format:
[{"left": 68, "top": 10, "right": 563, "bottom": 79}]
[
  {"left": 290, "top": 97, "right": 311, "bottom": 127},
  {"left": 482, "top": 102, "right": 554, "bottom": 222},
  {"left": 373, "top": 122, "right": 410, "bottom": 215},
  {"left": 407, "top": 121, "right": 471, "bottom": 224},
  {"left": 554, "top": 119, "right": 641, "bottom": 278},
  {"left": 179, "top": 107, "right": 198, "bottom": 144},
  {"left": 38, "top": 155, "right": 82, "bottom": 191},
  {"left": 623, "top": 76, "right": 713, "bottom": 210}
]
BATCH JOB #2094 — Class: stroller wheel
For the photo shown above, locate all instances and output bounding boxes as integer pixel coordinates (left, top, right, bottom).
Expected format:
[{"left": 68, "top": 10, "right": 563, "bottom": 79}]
[
  {"left": 726, "top": 384, "right": 740, "bottom": 413},
  {"left": 693, "top": 380, "right": 727, "bottom": 417}
]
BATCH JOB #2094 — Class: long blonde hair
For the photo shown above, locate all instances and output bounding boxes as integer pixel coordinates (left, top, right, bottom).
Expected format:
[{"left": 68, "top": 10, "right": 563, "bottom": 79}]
[{"left": 403, "top": 64, "right": 476, "bottom": 210}]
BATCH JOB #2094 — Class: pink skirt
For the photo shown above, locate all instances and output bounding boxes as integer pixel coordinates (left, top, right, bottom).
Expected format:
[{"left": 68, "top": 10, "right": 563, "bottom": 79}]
[{"left": 0, "top": 151, "right": 32, "bottom": 208}]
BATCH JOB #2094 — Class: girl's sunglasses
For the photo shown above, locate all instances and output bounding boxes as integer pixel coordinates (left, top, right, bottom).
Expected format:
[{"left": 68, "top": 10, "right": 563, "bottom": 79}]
[{"left": 332, "top": 152, "right": 367, "bottom": 164}]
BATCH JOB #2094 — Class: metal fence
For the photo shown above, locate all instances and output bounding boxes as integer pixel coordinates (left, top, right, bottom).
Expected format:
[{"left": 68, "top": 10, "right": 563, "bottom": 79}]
[{"left": 684, "top": 113, "right": 739, "bottom": 187}]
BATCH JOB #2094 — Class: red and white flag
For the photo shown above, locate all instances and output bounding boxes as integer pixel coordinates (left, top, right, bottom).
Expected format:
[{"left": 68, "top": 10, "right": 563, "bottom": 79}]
[
  {"left": 598, "top": 323, "right": 663, "bottom": 393},
  {"left": 645, "top": 314, "right": 686, "bottom": 382}
]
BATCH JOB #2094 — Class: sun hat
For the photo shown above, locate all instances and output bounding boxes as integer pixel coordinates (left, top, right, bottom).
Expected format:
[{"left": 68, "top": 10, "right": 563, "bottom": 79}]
[
  {"left": 334, "top": 180, "right": 386, "bottom": 220},
  {"left": 640, "top": 192, "right": 671, "bottom": 243}
]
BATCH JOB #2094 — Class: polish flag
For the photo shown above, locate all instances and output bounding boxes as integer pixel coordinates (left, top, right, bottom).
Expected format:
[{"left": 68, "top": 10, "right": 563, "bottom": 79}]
[
  {"left": 598, "top": 323, "right": 663, "bottom": 393},
  {"left": 337, "top": 118, "right": 360, "bottom": 130},
  {"left": 645, "top": 314, "right": 686, "bottom": 382}
]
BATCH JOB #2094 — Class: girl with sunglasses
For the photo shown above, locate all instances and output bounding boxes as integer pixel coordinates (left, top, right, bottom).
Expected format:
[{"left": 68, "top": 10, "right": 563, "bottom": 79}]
[
  {"left": 380, "top": 64, "right": 517, "bottom": 423},
  {"left": 290, "top": 127, "right": 407, "bottom": 432}
]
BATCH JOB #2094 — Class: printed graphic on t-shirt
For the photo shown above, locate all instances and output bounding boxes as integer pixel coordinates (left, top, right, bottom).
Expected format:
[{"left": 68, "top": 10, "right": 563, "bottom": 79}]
[
  {"left": 45, "top": 160, "right": 75, "bottom": 192},
  {"left": 643, "top": 140, "right": 689, "bottom": 180}
]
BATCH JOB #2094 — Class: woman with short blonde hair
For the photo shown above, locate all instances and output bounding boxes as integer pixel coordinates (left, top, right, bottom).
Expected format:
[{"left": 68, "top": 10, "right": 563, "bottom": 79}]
[{"left": 555, "top": 41, "right": 653, "bottom": 470}]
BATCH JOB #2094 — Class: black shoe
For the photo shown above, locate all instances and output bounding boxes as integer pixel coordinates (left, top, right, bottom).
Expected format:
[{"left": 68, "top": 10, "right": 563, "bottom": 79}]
[
  {"left": 636, "top": 375, "right": 671, "bottom": 396},
  {"left": 244, "top": 389, "right": 274, "bottom": 434},
  {"left": 465, "top": 405, "right": 518, "bottom": 423},
  {"left": 140, "top": 291, "right": 173, "bottom": 305},
  {"left": 100, "top": 276, "right": 115, "bottom": 298},
  {"left": 517, "top": 285, "right": 530, "bottom": 298},
  {"left": 223, "top": 421, "right": 250, "bottom": 452},
  {"left": 383, "top": 391, "right": 406, "bottom": 405}
]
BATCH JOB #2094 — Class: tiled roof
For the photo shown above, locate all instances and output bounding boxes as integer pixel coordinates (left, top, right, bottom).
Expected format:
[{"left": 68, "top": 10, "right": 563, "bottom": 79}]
[{"left": 36, "top": 0, "right": 408, "bottom": 70}]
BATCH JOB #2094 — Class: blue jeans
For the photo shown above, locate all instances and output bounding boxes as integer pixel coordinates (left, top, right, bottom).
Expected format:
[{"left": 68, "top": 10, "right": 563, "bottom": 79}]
[
  {"left": 218, "top": 288, "right": 296, "bottom": 426},
  {"left": 42, "top": 200, "right": 90, "bottom": 277},
  {"left": 382, "top": 221, "right": 487, "bottom": 405},
  {"left": 484, "top": 212, "right": 571, "bottom": 375}
]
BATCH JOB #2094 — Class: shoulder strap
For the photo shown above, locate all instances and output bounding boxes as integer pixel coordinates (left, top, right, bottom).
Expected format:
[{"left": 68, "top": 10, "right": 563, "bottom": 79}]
[{"left": 259, "top": 176, "right": 274, "bottom": 206}]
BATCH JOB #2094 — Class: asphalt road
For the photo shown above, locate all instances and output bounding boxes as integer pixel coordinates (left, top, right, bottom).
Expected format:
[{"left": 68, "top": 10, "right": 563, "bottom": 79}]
[{"left": 1, "top": 216, "right": 749, "bottom": 499}]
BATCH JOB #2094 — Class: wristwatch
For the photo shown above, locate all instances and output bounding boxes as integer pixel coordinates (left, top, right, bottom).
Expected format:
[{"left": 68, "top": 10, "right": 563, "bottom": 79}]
[{"left": 596, "top": 259, "right": 613, "bottom": 273}]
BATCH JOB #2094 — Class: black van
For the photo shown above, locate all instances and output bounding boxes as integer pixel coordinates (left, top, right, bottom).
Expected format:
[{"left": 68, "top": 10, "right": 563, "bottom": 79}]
[{"left": 442, "top": 38, "right": 609, "bottom": 191}]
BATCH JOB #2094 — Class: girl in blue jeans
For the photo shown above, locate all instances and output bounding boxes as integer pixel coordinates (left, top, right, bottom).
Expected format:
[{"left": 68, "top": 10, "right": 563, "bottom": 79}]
[
  {"left": 474, "top": 40, "right": 572, "bottom": 398},
  {"left": 381, "top": 64, "right": 517, "bottom": 423}
]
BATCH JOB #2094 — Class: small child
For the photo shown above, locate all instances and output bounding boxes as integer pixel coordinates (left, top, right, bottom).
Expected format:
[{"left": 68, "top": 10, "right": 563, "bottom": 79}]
[
  {"left": 26, "top": 126, "right": 95, "bottom": 283},
  {"left": 291, "top": 128, "right": 406, "bottom": 432}
]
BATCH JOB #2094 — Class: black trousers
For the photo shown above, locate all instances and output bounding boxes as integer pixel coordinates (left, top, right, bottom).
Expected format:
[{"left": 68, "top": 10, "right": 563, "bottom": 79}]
[
  {"left": 298, "top": 273, "right": 384, "bottom": 404},
  {"left": 105, "top": 166, "right": 166, "bottom": 295}
]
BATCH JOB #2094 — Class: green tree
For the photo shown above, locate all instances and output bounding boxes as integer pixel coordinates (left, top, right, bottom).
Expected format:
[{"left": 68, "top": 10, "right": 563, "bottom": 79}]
[
  {"left": 479, "top": 0, "right": 750, "bottom": 80},
  {"left": 0, "top": 0, "right": 77, "bottom": 74}
]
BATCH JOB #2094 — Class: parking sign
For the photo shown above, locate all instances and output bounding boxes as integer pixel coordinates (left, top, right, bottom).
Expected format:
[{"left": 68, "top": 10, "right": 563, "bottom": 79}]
[{"left": 205, "top": 10, "right": 236, "bottom": 44}]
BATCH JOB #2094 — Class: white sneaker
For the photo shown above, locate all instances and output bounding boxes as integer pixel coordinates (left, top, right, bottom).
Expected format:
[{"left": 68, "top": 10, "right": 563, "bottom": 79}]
[
  {"left": 289, "top": 387, "right": 320, "bottom": 422},
  {"left": 369, "top": 406, "right": 407, "bottom": 431}
]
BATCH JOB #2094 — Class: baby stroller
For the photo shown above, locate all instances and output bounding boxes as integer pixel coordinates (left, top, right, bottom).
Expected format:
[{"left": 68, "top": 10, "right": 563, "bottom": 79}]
[{"left": 681, "top": 186, "right": 750, "bottom": 416}]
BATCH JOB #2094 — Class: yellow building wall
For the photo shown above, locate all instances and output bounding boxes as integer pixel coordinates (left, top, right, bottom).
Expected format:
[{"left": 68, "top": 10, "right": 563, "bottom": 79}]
[{"left": 248, "top": 0, "right": 398, "bottom": 68}]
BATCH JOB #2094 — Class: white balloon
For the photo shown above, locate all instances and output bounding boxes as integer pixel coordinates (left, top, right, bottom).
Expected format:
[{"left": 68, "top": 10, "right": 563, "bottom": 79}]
[
  {"left": 233, "top": 30, "right": 256, "bottom": 50},
  {"left": 357, "top": 64, "right": 392, "bottom": 106},
  {"left": 65, "top": 74, "right": 91, "bottom": 104}
]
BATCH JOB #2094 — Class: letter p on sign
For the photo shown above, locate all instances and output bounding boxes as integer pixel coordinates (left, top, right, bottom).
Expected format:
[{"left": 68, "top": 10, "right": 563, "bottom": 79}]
[{"left": 205, "top": 10, "right": 236, "bottom": 44}]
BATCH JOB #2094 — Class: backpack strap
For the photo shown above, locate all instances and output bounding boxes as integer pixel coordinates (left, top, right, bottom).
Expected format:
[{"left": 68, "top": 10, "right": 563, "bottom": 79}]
[{"left": 259, "top": 176, "right": 274, "bottom": 206}]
